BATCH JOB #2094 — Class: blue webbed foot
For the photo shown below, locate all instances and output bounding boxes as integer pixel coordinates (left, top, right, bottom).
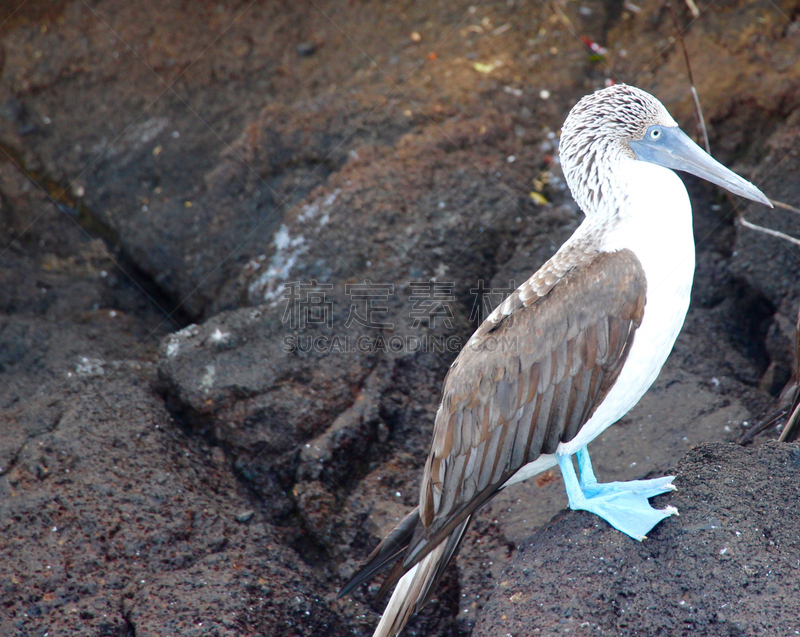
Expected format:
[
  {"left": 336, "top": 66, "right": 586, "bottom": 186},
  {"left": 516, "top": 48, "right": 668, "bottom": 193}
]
[
  {"left": 558, "top": 447, "right": 678, "bottom": 541},
  {"left": 580, "top": 475, "right": 677, "bottom": 500}
]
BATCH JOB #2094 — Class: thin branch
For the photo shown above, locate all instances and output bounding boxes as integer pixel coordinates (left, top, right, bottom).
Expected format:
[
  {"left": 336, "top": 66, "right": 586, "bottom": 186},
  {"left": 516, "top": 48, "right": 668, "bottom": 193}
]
[
  {"left": 778, "top": 396, "right": 800, "bottom": 441},
  {"left": 771, "top": 198, "right": 800, "bottom": 215},
  {"left": 550, "top": 0, "right": 573, "bottom": 29},
  {"left": 795, "top": 305, "right": 799, "bottom": 380},
  {"left": 780, "top": 311, "right": 800, "bottom": 442},
  {"left": 667, "top": 3, "right": 710, "bottom": 153},
  {"left": 689, "top": 86, "right": 710, "bottom": 153},
  {"left": 738, "top": 217, "right": 800, "bottom": 247}
]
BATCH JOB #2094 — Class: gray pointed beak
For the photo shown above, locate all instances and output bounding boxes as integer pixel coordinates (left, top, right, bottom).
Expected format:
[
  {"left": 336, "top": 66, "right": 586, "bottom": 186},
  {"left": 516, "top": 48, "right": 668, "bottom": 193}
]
[{"left": 629, "top": 126, "right": 773, "bottom": 207}]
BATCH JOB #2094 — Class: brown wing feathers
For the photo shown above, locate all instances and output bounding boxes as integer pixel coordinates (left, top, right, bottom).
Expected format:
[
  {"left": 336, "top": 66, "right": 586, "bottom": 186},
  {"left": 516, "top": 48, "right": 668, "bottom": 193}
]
[
  {"left": 415, "top": 250, "right": 645, "bottom": 541},
  {"left": 340, "top": 248, "right": 646, "bottom": 612}
]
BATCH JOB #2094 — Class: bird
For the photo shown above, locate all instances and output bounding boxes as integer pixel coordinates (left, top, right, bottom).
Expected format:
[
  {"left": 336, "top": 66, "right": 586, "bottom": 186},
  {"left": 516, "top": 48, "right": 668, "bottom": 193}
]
[{"left": 338, "top": 84, "right": 772, "bottom": 637}]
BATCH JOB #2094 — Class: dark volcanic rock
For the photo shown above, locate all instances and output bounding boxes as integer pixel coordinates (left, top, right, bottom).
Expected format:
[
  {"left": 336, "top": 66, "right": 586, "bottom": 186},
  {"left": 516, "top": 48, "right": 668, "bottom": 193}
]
[
  {"left": 473, "top": 442, "right": 800, "bottom": 637},
  {"left": 156, "top": 298, "right": 385, "bottom": 519},
  {"left": 0, "top": 0, "right": 602, "bottom": 320},
  {"left": 0, "top": 154, "right": 173, "bottom": 476},
  {"left": 0, "top": 372, "right": 347, "bottom": 637},
  {"left": 731, "top": 109, "right": 800, "bottom": 320}
]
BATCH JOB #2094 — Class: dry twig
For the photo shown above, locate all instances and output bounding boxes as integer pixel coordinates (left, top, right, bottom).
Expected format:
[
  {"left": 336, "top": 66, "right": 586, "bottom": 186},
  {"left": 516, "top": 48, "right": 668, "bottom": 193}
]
[
  {"left": 738, "top": 217, "right": 800, "bottom": 248},
  {"left": 667, "top": 3, "right": 709, "bottom": 152},
  {"left": 778, "top": 311, "right": 800, "bottom": 442},
  {"left": 771, "top": 199, "right": 800, "bottom": 216},
  {"left": 684, "top": 0, "right": 700, "bottom": 18}
]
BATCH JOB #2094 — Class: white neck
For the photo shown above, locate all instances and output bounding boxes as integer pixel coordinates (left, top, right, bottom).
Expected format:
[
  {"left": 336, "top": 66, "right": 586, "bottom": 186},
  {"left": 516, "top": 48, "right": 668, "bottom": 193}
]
[
  {"left": 553, "top": 158, "right": 696, "bottom": 455},
  {"left": 563, "top": 157, "right": 695, "bottom": 291},
  {"left": 599, "top": 158, "right": 694, "bottom": 292}
]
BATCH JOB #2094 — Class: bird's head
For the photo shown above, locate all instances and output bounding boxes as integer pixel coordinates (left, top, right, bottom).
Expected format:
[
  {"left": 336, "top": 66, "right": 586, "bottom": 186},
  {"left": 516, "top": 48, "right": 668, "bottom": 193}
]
[{"left": 559, "top": 83, "right": 771, "bottom": 216}]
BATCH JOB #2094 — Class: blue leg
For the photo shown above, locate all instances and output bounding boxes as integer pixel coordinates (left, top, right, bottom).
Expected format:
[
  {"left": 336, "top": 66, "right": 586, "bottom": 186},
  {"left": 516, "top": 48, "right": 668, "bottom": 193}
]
[
  {"left": 558, "top": 448, "right": 678, "bottom": 541},
  {"left": 576, "top": 447, "right": 598, "bottom": 487}
]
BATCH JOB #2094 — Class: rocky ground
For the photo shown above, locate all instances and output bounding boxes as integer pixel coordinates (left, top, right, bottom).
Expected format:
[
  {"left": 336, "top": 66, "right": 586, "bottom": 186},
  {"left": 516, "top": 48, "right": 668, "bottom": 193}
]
[
  {"left": 1, "top": 1, "right": 799, "bottom": 636},
  {"left": 474, "top": 442, "right": 800, "bottom": 637}
]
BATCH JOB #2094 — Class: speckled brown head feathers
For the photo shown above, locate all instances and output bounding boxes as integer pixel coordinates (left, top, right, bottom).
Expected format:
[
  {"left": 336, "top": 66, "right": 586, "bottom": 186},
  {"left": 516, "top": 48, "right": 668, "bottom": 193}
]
[{"left": 559, "top": 84, "right": 677, "bottom": 216}]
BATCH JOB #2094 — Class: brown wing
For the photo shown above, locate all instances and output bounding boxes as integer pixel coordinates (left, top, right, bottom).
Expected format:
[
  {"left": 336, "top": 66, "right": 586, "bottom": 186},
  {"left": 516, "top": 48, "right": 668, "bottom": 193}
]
[{"left": 404, "top": 248, "right": 647, "bottom": 568}]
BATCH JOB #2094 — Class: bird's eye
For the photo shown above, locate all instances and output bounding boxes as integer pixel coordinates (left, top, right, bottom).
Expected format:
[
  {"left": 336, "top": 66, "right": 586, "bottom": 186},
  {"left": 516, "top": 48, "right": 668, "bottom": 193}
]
[{"left": 650, "top": 128, "right": 661, "bottom": 139}]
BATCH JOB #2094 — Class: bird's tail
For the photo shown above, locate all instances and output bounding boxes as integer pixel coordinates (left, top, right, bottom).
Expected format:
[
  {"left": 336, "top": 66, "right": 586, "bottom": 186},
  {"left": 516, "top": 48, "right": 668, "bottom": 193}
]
[
  {"left": 372, "top": 542, "right": 448, "bottom": 637},
  {"left": 370, "top": 516, "right": 472, "bottom": 637}
]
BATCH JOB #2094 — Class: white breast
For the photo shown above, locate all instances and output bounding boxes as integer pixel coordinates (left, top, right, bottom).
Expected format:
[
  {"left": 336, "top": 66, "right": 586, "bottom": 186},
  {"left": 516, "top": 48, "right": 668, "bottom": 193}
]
[
  {"left": 560, "top": 159, "right": 695, "bottom": 452},
  {"left": 507, "top": 160, "right": 695, "bottom": 485}
]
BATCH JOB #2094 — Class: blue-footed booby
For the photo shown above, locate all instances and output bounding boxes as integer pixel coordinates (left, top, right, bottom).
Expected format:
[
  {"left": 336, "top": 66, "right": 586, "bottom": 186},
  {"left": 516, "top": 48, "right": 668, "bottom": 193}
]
[{"left": 338, "top": 84, "right": 772, "bottom": 637}]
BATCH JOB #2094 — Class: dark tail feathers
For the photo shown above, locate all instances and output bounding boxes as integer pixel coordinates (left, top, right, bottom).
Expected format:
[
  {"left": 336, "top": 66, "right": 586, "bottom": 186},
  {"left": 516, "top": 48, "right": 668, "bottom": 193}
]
[{"left": 338, "top": 507, "right": 420, "bottom": 599}]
